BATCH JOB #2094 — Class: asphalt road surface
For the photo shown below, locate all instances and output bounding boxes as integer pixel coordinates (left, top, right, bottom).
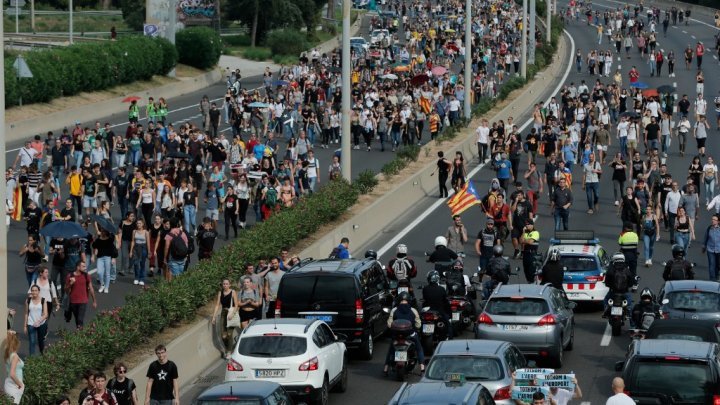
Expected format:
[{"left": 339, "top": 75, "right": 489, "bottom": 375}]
[{"left": 178, "top": 2, "right": 720, "bottom": 404}]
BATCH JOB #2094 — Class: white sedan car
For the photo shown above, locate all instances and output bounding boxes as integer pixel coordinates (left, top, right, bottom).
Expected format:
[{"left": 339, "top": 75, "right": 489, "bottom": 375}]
[
  {"left": 370, "top": 29, "right": 390, "bottom": 45},
  {"left": 350, "top": 36, "right": 370, "bottom": 52},
  {"left": 225, "top": 318, "right": 348, "bottom": 405}
]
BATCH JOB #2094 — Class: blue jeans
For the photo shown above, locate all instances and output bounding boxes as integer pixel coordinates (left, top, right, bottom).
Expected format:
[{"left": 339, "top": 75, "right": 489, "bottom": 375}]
[
  {"left": 73, "top": 151, "right": 83, "bottom": 167},
  {"left": 96, "top": 256, "right": 112, "bottom": 291},
  {"left": 554, "top": 208, "right": 569, "bottom": 230},
  {"left": 705, "top": 179, "right": 716, "bottom": 200},
  {"left": 675, "top": 232, "right": 690, "bottom": 255},
  {"left": 707, "top": 251, "right": 720, "bottom": 280},
  {"left": 619, "top": 137, "right": 628, "bottom": 159},
  {"left": 643, "top": 233, "right": 656, "bottom": 261},
  {"left": 168, "top": 259, "right": 186, "bottom": 276},
  {"left": 133, "top": 244, "right": 148, "bottom": 282},
  {"left": 25, "top": 265, "right": 39, "bottom": 286},
  {"left": 308, "top": 177, "right": 318, "bottom": 193},
  {"left": 391, "top": 129, "right": 401, "bottom": 147},
  {"left": 130, "top": 150, "right": 141, "bottom": 166},
  {"left": 184, "top": 205, "right": 197, "bottom": 233},
  {"left": 585, "top": 182, "right": 599, "bottom": 210},
  {"left": 27, "top": 323, "right": 47, "bottom": 355}
]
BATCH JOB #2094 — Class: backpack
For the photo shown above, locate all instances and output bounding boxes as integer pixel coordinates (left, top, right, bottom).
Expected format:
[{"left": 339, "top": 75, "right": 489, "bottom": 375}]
[
  {"left": 330, "top": 165, "right": 342, "bottom": 180},
  {"left": 445, "top": 269, "right": 465, "bottom": 292},
  {"left": 169, "top": 231, "right": 189, "bottom": 259},
  {"left": 265, "top": 188, "right": 278, "bottom": 208},
  {"left": 328, "top": 246, "right": 341, "bottom": 259},
  {"left": 610, "top": 265, "right": 629, "bottom": 292},
  {"left": 392, "top": 258, "right": 411, "bottom": 280},
  {"left": 668, "top": 259, "right": 688, "bottom": 280}
]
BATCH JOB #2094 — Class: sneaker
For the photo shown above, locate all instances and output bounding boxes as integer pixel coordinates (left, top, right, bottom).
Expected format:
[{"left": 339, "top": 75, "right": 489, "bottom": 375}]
[
  {"left": 367, "top": 147, "right": 371, "bottom": 151},
  {"left": 614, "top": 200, "right": 619, "bottom": 206},
  {"left": 139, "top": 281, "right": 145, "bottom": 286},
  {"left": 587, "top": 209, "right": 594, "bottom": 214},
  {"left": 104, "top": 288, "right": 109, "bottom": 294},
  {"left": 133, "top": 280, "right": 139, "bottom": 285},
  {"left": 98, "top": 286, "right": 104, "bottom": 293}
]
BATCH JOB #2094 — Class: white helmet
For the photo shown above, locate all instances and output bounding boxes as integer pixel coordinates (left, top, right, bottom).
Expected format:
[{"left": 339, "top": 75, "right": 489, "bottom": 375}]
[
  {"left": 434, "top": 236, "right": 448, "bottom": 248},
  {"left": 549, "top": 248, "right": 560, "bottom": 262},
  {"left": 397, "top": 244, "right": 408, "bottom": 255}
]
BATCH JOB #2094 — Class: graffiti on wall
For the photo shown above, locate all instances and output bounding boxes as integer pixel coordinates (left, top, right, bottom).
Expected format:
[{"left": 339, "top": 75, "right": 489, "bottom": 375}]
[{"left": 177, "top": 0, "right": 218, "bottom": 21}]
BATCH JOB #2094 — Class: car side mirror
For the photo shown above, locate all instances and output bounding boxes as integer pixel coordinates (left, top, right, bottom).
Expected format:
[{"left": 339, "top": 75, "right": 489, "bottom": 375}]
[
  {"left": 335, "top": 333, "right": 348, "bottom": 342},
  {"left": 562, "top": 267, "right": 568, "bottom": 272},
  {"left": 566, "top": 301, "right": 578, "bottom": 310},
  {"left": 614, "top": 361, "right": 624, "bottom": 372}
]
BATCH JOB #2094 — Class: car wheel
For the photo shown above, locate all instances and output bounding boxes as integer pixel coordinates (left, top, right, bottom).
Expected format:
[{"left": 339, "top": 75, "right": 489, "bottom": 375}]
[
  {"left": 332, "top": 358, "right": 348, "bottom": 393},
  {"left": 565, "top": 325, "right": 575, "bottom": 351},
  {"left": 314, "top": 377, "right": 329, "bottom": 405},
  {"left": 551, "top": 344, "right": 563, "bottom": 369},
  {"left": 358, "top": 332, "right": 374, "bottom": 360}
]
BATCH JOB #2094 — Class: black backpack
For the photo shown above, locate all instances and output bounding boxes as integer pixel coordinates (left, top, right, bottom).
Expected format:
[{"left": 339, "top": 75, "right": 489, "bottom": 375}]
[
  {"left": 169, "top": 231, "right": 189, "bottom": 259},
  {"left": 668, "top": 259, "right": 688, "bottom": 280},
  {"left": 611, "top": 266, "right": 630, "bottom": 292},
  {"left": 328, "top": 247, "right": 341, "bottom": 259}
]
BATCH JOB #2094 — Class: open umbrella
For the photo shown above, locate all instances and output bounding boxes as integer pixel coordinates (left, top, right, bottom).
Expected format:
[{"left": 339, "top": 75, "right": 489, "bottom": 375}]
[
  {"left": 431, "top": 66, "right": 447, "bottom": 76},
  {"left": 381, "top": 73, "right": 399, "bottom": 80},
  {"left": 656, "top": 84, "right": 675, "bottom": 94},
  {"left": 411, "top": 73, "right": 430, "bottom": 87},
  {"left": 122, "top": 96, "right": 141, "bottom": 103},
  {"left": 642, "top": 89, "right": 659, "bottom": 98},
  {"left": 167, "top": 151, "right": 192, "bottom": 159},
  {"left": 273, "top": 80, "right": 289, "bottom": 87},
  {"left": 630, "top": 82, "right": 649, "bottom": 89},
  {"left": 445, "top": 43, "right": 459, "bottom": 52},
  {"left": 620, "top": 111, "right": 640, "bottom": 119},
  {"left": 393, "top": 64, "right": 411, "bottom": 72},
  {"left": 92, "top": 215, "right": 118, "bottom": 235},
  {"left": 248, "top": 102, "right": 271, "bottom": 108},
  {"left": 445, "top": 28, "right": 456, "bottom": 33},
  {"left": 39, "top": 221, "right": 89, "bottom": 239}
]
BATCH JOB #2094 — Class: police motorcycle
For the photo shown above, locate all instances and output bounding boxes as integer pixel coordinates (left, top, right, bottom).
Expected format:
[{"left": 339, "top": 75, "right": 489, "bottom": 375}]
[
  {"left": 418, "top": 271, "right": 450, "bottom": 355},
  {"left": 629, "top": 288, "right": 661, "bottom": 340},
  {"left": 603, "top": 253, "right": 637, "bottom": 337}
]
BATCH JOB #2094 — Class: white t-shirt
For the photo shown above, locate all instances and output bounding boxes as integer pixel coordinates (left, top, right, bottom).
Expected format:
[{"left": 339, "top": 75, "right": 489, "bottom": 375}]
[
  {"left": 307, "top": 157, "right": 319, "bottom": 178},
  {"left": 476, "top": 125, "right": 490, "bottom": 144},
  {"left": 617, "top": 121, "right": 629, "bottom": 138},
  {"left": 553, "top": 389, "right": 573, "bottom": 405},
  {"left": 606, "top": 393, "right": 635, "bottom": 405},
  {"left": 17, "top": 147, "right": 38, "bottom": 168}
]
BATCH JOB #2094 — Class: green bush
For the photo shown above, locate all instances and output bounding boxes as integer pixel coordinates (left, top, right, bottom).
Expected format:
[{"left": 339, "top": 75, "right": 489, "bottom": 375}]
[
  {"left": 223, "top": 34, "right": 251, "bottom": 47},
  {"left": 22, "top": 179, "right": 360, "bottom": 402},
  {"left": 243, "top": 47, "right": 272, "bottom": 61},
  {"left": 272, "top": 54, "right": 300, "bottom": 66},
  {"left": 381, "top": 159, "right": 402, "bottom": 178},
  {"left": 4, "top": 36, "right": 177, "bottom": 107},
  {"left": 397, "top": 145, "right": 421, "bottom": 162},
  {"left": 266, "top": 29, "right": 309, "bottom": 57},
  {"left": 354, "top": 169, "right": 379, "bottom": 194},
  {"left": 176, "top": 27, "right": 222, "bottom": 69}
]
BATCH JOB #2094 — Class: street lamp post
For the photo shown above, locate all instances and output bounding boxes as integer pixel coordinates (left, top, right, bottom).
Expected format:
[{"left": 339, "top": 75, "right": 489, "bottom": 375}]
[
  {"left": 521, "top": 0, "right": 527, "bottom": 79},
  {"left": 341, "top": 0, "right": 351, "bottom": 181},
  {"left": 529, "top": 0, "right": 536, "bottom": 65},
  {"left": 463, "top": 0, "right": 471, "bottom": 119},
  {"left": 546, "top": 0, "right": 551, "bottom": 42},
  {"left": 0, "top": 0, "right": 9, "bottom": 368},
  {"left": 69, "top": 0, "right": 73, "bottom": 44}
]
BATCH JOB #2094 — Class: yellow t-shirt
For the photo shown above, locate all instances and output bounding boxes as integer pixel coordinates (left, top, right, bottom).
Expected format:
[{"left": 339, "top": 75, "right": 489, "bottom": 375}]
[{"left": 68, "top": 173, "right": 82, "bottom": 196}]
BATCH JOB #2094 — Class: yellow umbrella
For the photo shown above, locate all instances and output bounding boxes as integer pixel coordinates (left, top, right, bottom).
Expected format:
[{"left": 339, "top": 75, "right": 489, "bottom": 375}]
[{"left": 445, "top": 28, "right": 456, "bottom": 33}]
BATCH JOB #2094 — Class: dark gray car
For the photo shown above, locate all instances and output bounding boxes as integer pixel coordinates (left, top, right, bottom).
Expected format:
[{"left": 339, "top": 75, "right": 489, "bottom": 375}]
[{"left": 658, "top": 280, "right": 720, "bottom": 321}]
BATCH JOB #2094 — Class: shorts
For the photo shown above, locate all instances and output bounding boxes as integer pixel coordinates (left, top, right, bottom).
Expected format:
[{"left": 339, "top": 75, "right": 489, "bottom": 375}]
[
  {"left": 82, "top": 195, "right": 97, "bottom": 208},
  {"left": 240, "top": 309, "right": 256, "bottom": 322},
  {"left": 627, "top": 139, "right": 638, "bottom": 149},
  {"left": 511, "top": 226, "right": 523, "bottom": 240},
  {"left": 696, "top": 137, "right": 707, "bottom": 149},
  {"left": 96, "top": 191, "right": 108, "bottom": 202},
  {"left": 206, "top": 209, "right": 219, "bottom": 220},
  {"left": 596, "top": 144, "right": 608, "bottom": 151}
]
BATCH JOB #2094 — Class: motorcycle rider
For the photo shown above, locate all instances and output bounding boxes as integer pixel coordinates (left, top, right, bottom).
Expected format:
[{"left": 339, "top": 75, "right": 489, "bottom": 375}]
[
  {"left": 421, "top": 270, "right": 453, "bottom": 338},
  {"left": 662, "top": 244, "right": 695, "bottom": 281},
  {"left": 475, "top": 218, "right": 501, "bottom": 273},
  {"left": 618, "top": 221, "right": 640, "bottom": 291},
  {"left": 387, "top": 244, "right": 418, "bottom": 282},
  {"left": 630, "top": 288, "right": 660, "bottom": 330},
  {"left": 541, "top": 248, "right": 565, "bottom": 290},
  {"left": 383, "top": 292, "right": 425, "bottom": 375},
  {"left": 483, "top": 245, "right": 511, "bottom": 299},
  {"left": 427, "top": 236, "right": 459, "bottom": 264},
  {"left": 520, "top": 221, "right": 540, "bottom": 283},
  {"left": 603, "top": 252, "right": 634, "bottom": 316}
]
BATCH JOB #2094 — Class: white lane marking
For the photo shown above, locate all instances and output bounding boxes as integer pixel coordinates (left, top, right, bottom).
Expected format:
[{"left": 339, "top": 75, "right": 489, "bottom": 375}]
[
  {"left": 682, "top": 30, "right": 688, "bottom": 34},
  {"left": 377, "top": 28, "right": 576, "bottom": 257},
  {"left": 6, "top": 84, "right": 264, "bottom": 154},
  {"left": 580, "top": 402, "right": 591, "bottom": 405},
  {"left": 600, "top": 323, "right": 612, "bottom": 346},
  {"left": 691, "top": 35, "right": 696, "bottom": 39}
]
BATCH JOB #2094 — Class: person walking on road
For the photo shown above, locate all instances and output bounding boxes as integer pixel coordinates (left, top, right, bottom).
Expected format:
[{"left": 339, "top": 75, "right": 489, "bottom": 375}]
[
  {"left": 24, "top": 285, "right": 48, "bottom": 356},
  {"left": 431, "top": 151, "right": 451, "bottom": 198},
  {"left": 145, "top": 344, "right": 179, "bottom": 405},
  {"left": 702, "top": 214, "right": 720, "bottom": 281},
  {"left": 606, "top": 377, "right": 634, "bottom": 405},
  {"left": 446, "top": 215, "right": 468, "bottom": 254},
  {"left": 211, "top": 279, "right": 240, "bottom": 358},
  {"left": 264, "top": 258, "right": 284, "bottom": 319},
  {"left": 551, "top": 178, "right": 573, "bottom": 230},
  {"left": 582, "top": 152, "right": 602, "bottom": 214},
  {"left": 108, "top": 362, "right": 139, "bottom": 405},
  {"left": 64, "top": 261, "right": 97, "bottom": 329},
  {"left": 163, "top": 218, "right": 189, "bottom": 278}
]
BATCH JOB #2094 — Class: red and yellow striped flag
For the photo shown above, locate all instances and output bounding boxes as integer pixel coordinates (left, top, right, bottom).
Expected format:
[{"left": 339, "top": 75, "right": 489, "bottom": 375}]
[
  {"left": 11, "top": 187, "right": 23, "bottom": 221},
  {"left": 446, "top": 181, "right": 481, "bottom": 217}
]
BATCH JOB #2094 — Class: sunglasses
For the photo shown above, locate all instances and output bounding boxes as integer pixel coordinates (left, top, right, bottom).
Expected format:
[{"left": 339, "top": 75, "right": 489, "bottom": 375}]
[{"left": 116, "top": 369, "right": 126, "bottom": 374}]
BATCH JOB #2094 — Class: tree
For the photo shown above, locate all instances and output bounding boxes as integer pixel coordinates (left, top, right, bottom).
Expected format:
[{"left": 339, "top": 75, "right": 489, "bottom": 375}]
[
  {"left": 223, "top": 0, "right": 312, "bottom": 46},
  {"left": 120, "top": 0, "right": 145, "bottom": 31}
]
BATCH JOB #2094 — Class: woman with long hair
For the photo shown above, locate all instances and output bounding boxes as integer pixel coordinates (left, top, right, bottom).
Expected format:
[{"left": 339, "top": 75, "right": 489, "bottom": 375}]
[
  {"left": 24, "top": 284, "right": 48, "bottom": 355},
  {"left": 92, "top": 229, "right": 116, "bottom": 294},
  {"left": 674, "top": 206, "right": 695, "bottom": 255},
  {"left": 130, "top": 219, "right": 150, "bottom": 286},
  {"left": 211, "top": 279, "right": 240, "bottom": 358},
  {"left": 641, "top": 202, "right": 661, "bottom": 267},
  {"left": 238, "top": 276, "right": 261, "bottom": 329},
  {"left": 4, "top": 332, "right": 24, "bottom": 403}
]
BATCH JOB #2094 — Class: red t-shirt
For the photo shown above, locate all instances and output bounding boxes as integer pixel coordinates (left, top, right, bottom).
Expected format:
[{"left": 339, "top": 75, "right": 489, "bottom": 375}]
[
  {"left": 67, "top": 271, "right": 90, "bottom": 304},
  {"left": 696, "top": 44, "right": 705, "bottom": 56}
]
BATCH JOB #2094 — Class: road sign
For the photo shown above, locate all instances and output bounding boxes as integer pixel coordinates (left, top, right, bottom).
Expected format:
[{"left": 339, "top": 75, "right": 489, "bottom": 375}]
[
  {"left": 9, "top": 0, "right": 26, "bottom": 7},
  {"left": 13, "top": 56, "right": 32, "bottom": 79},
  {"left": 143, "top": 24, "right": 159, "bottom": 37}
]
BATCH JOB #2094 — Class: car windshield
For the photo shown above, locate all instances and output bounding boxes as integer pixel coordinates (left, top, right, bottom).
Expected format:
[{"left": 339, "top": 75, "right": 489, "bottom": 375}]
[
  {"left": 238, "top": 336, "right": 307, "bottom": 357},
  {"left": 280, "top": 276, "right": 356, "bottom": 306},
  {"left": 351, "top": 38, "right": 365, "bottom": 44},
  {"left": 196, "top": 401, "right": 261, "bottom": 405},
  {"left": 485, "top": 298, "right": 549, "bottom": 316},
  {"left": 631, "top": 360, "right": 711, "bottom": 402},
  {"left": 558, "top": 255, "right": 598, "bottom": 272},
  {"left": 667, "top": 291, "right": 720, "bottom": 312},
  {"left": 425, "top": 356, "right": 503, "bottom": 381},
  {"left": 652, "top": 333, "right": 706, "bottom": 342}
]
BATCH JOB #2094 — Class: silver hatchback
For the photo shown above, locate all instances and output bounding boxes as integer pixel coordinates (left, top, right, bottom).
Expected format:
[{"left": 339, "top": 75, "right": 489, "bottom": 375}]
[{"left": 474, "top": 284, "right": 576, "bottom": 368}]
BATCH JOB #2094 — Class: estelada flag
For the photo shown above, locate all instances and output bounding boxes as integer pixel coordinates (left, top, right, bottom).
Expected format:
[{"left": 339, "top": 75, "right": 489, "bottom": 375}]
[
  {"left": 11, "top": 187, "right": 23, "bottom": 221},
  {"left": 447, "top": 180, "right": 482, "bottom": 216}
]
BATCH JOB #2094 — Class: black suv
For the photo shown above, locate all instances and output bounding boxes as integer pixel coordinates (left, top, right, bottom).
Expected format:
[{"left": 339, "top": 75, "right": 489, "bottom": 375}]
[
  {"left": 275, "top": 258, "right": 394, "bottom": 360},
  {"left": 615, "top": 339, "right": 720, "bottom": 404}
]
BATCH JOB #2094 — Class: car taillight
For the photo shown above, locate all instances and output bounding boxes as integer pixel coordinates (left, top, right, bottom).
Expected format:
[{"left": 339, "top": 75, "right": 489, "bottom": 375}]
[
  {"left": 274, "top": 299, "right": 282, "bottom": 318},
  {"left": 477, "top": 313, "right": 494, "bottom": 325},
  {"left": 299, "top": 356, "right": 319, "bottom": 371},
  {"left": 493, "top": 385, "right": 511, "bottom": 400},
  {"left": 450, "top": 299, "right": 462, "bottom": 306},
  {"left": 713, "top": 395, "right": 720, "bottom": 405},
  {"left": 664, "top": 356, "right": 680, "bottom": 360},
  {"left": 585, "top": 275, "right": 604, "bottom": 282},
  {"left": 537, "top": 314, "right": 557, "bottom": 326},
  {"left": 355, "top": 299, "right": 364, "bottom": 324},
  {"left": 624, "top": 389, "right": 631, "bottom": 396},
  {"left": 662, "top": 312, "right": 670, "bottom": 319},
  {"left": 422, "top": 312, "right": 438, "bottom": 322},
  {"left": 227, "top": 358, "right": 243, "bottom": 371}
]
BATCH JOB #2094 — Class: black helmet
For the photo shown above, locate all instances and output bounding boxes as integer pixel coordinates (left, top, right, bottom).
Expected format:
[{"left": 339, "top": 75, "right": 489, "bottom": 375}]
[
  {"left": 427, "top": 270, "right": 440, "bottom": 284},
  {"left": 364, "top": 250, "right": 378, "bottom": 260},
  {"left": 640, "top": 288, "right": 654, "bottom": 301},
  {"left": 672, "top": 244, "right": 685, "bottom": 259},
  {"left": 492, "top": 245, "right": 504, "bottom": 257},
  {"left": 398, "top": 291, "right": 411, "bottom": 303}
]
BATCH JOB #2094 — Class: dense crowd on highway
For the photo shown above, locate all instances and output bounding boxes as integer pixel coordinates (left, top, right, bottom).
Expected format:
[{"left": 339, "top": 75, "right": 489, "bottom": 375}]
[{"left": 4, "top": 0, "right": 720, "bottom": 403}]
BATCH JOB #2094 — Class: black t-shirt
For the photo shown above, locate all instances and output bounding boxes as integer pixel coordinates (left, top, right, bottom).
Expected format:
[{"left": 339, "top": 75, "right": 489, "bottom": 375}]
[
  {"left": 645, "top": 123, "right": 660, "bottom": 140},
  {"left": 437, "top": 158, "right": 449, "bottom": 175},
  {"left": 197, "top": 228, "right": 218, "bottom": 251},
  {"left": 51, "top": 238, "right": 65, "bottom": 266},
  {"left": 83, "top": 177, "right": 96, "bottom": 197},
  {"left": 121, "top": 222, "right": 137, "bottom": 242},
  {"left": 525, "top": 133, "right": 540, "bottom": 152},
  {"left": 114, "top": 174, "right": 129, "bottom": 196},
  {"left": 92, "top": 236, "right": 116, "bottom": 258},
  {"left": 107, "top": 377, "right": 136, "bottom": 405},
  {"left": 224, "top": 194, "right": 237, "bottom": 211},
  {"left": 183, "top": 190, "right": 197, "bottom": 207},
  {"left": 146, "top": 360, "right": 178, "bottom": 400}
]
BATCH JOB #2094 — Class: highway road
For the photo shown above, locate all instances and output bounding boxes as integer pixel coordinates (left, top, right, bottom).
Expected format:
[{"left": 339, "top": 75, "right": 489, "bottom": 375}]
[{"left": 178, "top": 1, "right": 720, "bottom": 404}]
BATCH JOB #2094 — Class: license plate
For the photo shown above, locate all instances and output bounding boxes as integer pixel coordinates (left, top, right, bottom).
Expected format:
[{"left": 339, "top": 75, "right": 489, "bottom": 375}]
[
  {"left": 256, "top": 369, "right": 286, "bottom": 378},
  {"left": 566, "top": 292, "right": 582, "bottom": 298},
  {"left": 305, "top": 315, "right": 333, "bottom": 322},
  {"left": 502, "top": 325, "right": 529, "bottom": 331},
  {"left": 452, "top": 312, "right": 460, "bottom": 321},
  {"left": 422, "top": 324, "right": 435, "bottom": 334},
  {"left": 611, "top": 307, "right": 624, "bottom": 316},
  {"left": 398, "top": 287, "right": 409, "bottom": 294},
  {"left": 394, "top": 351, "right": 408, "bottom": 362}
]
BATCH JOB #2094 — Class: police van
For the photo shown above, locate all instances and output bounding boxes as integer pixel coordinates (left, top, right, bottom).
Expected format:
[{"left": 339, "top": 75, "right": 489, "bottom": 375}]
[{"left": 543, "top": 231, "right": 610, "bottom": 304}]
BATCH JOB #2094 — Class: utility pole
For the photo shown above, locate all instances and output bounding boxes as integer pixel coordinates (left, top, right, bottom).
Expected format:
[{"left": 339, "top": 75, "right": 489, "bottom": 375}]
[
  {"left": 529, "top": 0, "right": 536, "bottom": 65},
  {"left": 341, "top": 0, "right": 351, "bottom": 181},
  {"left": 0, "top": 0, "right": 9, "bottom": 375},
  {"left": 546, "top": 0, "right": 551, "bottom": 42},
  {"left": 69, "top": 0, "right": 73, "bottom": 44},
  {"left": 463, "top": 0, "right": 471, "bottom": 119},
  {"left": 521, "top": 0, "right": 527, "bottom": 79}
]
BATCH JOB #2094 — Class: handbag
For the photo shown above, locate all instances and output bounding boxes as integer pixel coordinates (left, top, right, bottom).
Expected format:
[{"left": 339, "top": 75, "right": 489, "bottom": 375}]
[{"left": 226, "top": 295, "right": 241, "bottom": 329}]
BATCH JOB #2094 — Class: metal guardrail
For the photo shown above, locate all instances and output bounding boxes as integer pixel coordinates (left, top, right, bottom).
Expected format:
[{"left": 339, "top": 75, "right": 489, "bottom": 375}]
[
  {"left": 9, "top": 9, "right": 122, "bottom": 15},
  {"left": 5, "top": 33, "right": 106, "bottom": 41}
]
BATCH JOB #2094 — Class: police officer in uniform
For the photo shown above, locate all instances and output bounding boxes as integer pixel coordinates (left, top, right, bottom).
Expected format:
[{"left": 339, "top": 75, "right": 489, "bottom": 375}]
[
  {"left": 421, "top": 270, "right": 453, "bottom": 338},
  {"left": 475, "top": 219, "right": 500, "bottom": 272},
  {"left": 520, "top": 221, "right": 540, "bottom": 283},
  {"left": 541, "top": 248, "right": 565, "bottom": 290},
  {"left": 618, "top": 221, "right": 640, "bottom": 291},
  {"left": 427, "top": 236, "right": 458, "bottom": 263},
  {"left": 662, "top": 244, "right": 695, "bottom": 281},
  {"left": 483, "top": 245, "right": 510, "bottom": 299}
]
